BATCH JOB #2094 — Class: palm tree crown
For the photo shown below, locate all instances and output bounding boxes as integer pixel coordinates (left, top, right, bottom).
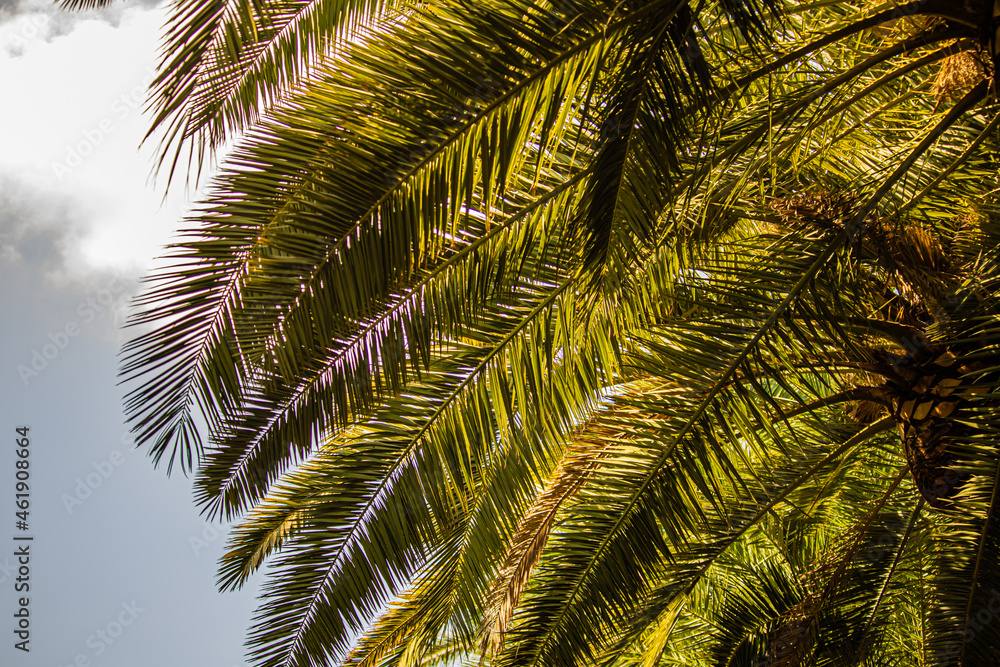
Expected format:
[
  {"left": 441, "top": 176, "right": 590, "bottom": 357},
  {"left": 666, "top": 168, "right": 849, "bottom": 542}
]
[{"left": 120, "top": 0, "right": 1000, "bottom": 665}]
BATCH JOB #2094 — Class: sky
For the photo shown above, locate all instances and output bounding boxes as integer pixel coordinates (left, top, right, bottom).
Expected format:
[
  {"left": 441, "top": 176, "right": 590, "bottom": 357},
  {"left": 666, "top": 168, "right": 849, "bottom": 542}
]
[{"left": 0, "top": 1, "right": 261, "bottom": 665}]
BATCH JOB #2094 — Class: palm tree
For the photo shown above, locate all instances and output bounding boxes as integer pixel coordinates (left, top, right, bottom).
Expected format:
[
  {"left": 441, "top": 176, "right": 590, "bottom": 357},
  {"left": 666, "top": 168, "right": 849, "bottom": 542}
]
[{"left": 119, "top": 0, "right": 1000, "bottom": 665}]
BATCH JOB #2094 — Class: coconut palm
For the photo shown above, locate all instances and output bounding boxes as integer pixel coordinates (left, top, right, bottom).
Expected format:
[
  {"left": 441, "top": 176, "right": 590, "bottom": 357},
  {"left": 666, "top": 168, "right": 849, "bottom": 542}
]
[{"left": 120, "top": 0, "right": 1000, "bottom": 665}]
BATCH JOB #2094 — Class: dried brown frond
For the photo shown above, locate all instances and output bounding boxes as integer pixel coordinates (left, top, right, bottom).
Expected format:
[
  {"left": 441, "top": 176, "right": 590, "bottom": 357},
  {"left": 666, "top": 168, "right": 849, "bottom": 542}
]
[
  {"left": 765, "top": 597, "right": 820, "bottom": 667},
  {"left": 950, "top": 205, "right": 987, "bottom": 261},
  {"left": 768, "top": 191, "right": 855, "bottom": 233},
  {"left": 478, "top": 385, "right": 674, "bottom": 658},
  {"left": 477, "top": 440, "right": 610, "bottom": 657},
  {"left": 848, "top": 374, "right": 891, "bottom": 424},
  {"left": 933, "top": 49, "right": 988, "bottom": 101},
  {"left": 771, "top": 191, "right": 959, "bottom": 318},
  {"left": 906, "top": 225, "right": 948, "bottom": 272},
  {"left": 870, "top": 220, "right": 950, "bottom": 274},
  {"left": 861, "top": 218, "right": 960, "bottom": 319}
]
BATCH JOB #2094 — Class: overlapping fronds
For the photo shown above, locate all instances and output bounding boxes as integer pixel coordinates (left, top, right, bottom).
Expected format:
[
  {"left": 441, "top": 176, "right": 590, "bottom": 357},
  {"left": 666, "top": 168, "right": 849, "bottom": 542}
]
[{"left": 117, "top": 0, "right": 1000, "bottom": 665}]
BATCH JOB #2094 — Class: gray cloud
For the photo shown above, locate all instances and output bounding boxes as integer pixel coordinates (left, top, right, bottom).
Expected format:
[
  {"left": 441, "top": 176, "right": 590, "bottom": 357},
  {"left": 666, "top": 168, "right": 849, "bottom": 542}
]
[
  {"left": 0, "top": 174, "right": 138, "bottom": 358},
  {"left": 1, "top": 0, "right": 163, "bottom": 51},
  {"left": 0, "top": 173, "right": 84, "bottom": 278},
  {"left": 1, "top": 178, "right": 76, "bottom": 270}
]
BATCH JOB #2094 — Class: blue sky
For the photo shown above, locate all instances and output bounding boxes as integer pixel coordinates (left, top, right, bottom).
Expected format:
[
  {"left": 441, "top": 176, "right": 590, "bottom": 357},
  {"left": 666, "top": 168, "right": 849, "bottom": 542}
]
[{"left": 0, "top": 3, "right": 260, "bottom": 665}]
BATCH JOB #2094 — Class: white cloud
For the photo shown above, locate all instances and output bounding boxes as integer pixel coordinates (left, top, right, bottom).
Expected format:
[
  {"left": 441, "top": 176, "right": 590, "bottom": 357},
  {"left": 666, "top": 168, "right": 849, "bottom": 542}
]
[{"left": 0, "top": 4, "right": 198, "bottom": 276}]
